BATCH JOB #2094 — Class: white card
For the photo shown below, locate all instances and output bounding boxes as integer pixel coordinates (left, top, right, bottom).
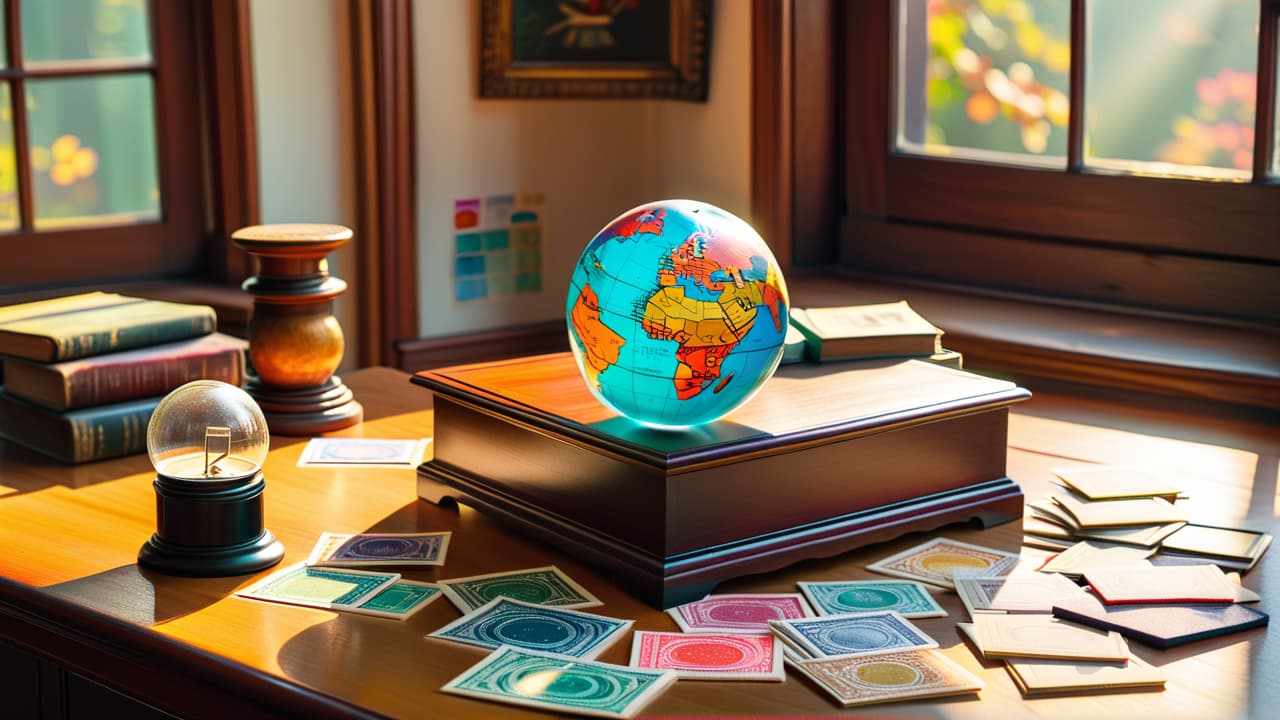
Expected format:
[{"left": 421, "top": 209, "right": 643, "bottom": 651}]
[{"left": 297, "top": 437, "right": 431, "bottom": 467}]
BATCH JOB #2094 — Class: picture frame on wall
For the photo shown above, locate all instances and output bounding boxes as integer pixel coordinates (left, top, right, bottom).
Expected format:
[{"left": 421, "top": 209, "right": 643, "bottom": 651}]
[{"left": 479, "top": 0, "right": 711, "bottom": 101}]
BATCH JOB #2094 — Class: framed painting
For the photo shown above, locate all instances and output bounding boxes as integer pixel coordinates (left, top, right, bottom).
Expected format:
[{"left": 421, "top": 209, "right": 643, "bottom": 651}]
[{"left": 479, "top": 0, "right": 711, "bottom": 101}]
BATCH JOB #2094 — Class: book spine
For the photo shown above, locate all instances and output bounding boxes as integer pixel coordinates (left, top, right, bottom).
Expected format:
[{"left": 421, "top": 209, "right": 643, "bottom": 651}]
[
  {"left": 53, "top": 313, "right": 216, "bottom": 361},
  {"left": 786, "top": 314, "right": 824, "bottom": 359},
  {"left": 64, "top": 348, "right": 244, "bottom": 409},
  {"left": 0, "top": 392, "right": 158, "bottom": 464},
  {"left": 65, "top": 399, "right": 158, "bottom": 464}
]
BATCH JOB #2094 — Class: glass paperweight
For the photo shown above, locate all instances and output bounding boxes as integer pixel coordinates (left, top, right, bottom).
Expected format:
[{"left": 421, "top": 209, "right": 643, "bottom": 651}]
[
  {"left": 147, "top": 380, "right": 270, "bottom": 481},
  {"left": 138, "top": 380, "right": 284, "bottom": 576}
]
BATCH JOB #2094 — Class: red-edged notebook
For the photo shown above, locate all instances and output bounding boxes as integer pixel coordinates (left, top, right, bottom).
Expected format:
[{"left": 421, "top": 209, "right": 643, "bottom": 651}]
[{"left": 1082, "top": 564, "right": 1237, "bottom": 604}]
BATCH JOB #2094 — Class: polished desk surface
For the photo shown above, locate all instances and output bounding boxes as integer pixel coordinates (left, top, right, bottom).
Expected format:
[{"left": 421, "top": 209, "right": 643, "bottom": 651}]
[{"left": 0, "top": 367, "right": 1275, "bottom": 719}]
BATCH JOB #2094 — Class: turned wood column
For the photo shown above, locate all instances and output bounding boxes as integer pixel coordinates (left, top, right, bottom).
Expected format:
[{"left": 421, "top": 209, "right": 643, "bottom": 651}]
[{"left": 231, "top": 223, "right": 363, "bottom": 435}]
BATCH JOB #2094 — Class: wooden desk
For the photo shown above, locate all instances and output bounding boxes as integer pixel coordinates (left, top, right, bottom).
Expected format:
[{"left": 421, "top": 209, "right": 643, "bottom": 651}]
[{"left": 1, "top": 367, "right": 1275, "bottom": 719}]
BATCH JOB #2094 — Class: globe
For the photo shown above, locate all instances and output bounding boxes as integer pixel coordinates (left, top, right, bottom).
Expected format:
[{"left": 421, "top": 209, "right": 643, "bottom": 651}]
[{"left": 566, "top": 200, "right": 790, "bottom": 428}]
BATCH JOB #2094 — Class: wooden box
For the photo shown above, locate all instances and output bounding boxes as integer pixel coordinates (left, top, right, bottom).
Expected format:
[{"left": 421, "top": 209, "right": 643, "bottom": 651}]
[{"left": 414, "top": 353, "right": 1029, "bottom": 608}]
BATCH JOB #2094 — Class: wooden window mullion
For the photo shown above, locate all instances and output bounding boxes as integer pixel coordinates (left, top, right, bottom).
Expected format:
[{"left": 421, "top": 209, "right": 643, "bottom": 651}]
[
  {"left": 3, "top": 0, "right": 32, "bottom": 230},
  {"left": 1066, "top": 0, "right": 1086, "bottom": 173},
  {"left": 1252, "top": 0, "right": 1278, "bottom": 181},
  {"left": 20, "top": 60, "right": 157, "bottom": 79}
]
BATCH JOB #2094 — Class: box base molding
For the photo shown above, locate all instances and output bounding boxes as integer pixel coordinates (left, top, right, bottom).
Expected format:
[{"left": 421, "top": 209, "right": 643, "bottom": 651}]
[{"left": 420, "top": 462, "right": 1023, "bottom": 608}]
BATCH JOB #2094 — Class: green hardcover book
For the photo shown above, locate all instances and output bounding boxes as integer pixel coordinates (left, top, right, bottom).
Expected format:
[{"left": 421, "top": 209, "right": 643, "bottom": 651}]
[
  {"left": 0, "top": 292, "right": 124, "bottom": 323},
  {"left": 778, "top": 323, "right": 809, "bottom": 365},
  {"left": 789, "top": 301, "right": 941, "bottom": 362},
  {"left": 0, "top": 389, "right": 159, "bottom": 464},
  {"left": 0, "top": 293, "right": 216, "bottom": 363}
]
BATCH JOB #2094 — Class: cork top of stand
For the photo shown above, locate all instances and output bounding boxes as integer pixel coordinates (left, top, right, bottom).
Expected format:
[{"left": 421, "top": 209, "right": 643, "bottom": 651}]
[{"left": 231, "top": 224, "right": 352, "bottom": 256}]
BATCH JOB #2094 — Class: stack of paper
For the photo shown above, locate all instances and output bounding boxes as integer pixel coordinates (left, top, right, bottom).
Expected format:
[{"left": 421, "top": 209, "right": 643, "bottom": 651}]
[
  {"left": 960, "top": 614, "right": 1131, "bottom": 662},
  {"left": 1004, "top": 654, "right": 1167, "bottom": 697},
  {"left": 1052, "top": 465, "right": 1183, "bottom": 502},
  {"left": 951, "top": 576, "right": 1170, "bottom": 697},
  {"left": 1024, "top": 465, "right": 1271, "bottom": 573}
]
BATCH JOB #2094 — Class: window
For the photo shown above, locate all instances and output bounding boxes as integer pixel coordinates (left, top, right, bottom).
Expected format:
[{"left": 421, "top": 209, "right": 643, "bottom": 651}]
[
  {"left": 0, "top": 0, "right": 214, "bottom": 289},
  {"left": 843, "top": 0, "right": 1279, "bottom": 324}
]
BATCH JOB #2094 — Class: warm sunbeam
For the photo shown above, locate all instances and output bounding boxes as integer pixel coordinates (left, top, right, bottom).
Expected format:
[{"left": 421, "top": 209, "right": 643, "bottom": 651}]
[
  {"left": 1008, "top": 414, "right": 1261, "bottom": 524},
  {"left": 515, "top": 668, "right": 564, "bottom": 696},
  {"left": 1087, "top": 0, "right": 1257, "bottom": 179}
]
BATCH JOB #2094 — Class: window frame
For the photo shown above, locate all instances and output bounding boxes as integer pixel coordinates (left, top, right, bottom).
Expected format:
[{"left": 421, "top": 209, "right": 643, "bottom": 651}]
[
  {"left": 839, "top": 0, "right": 1279, "bottom": 326},
  {"left": 0, "top": 0, "right": 256, "bottom": 290}
]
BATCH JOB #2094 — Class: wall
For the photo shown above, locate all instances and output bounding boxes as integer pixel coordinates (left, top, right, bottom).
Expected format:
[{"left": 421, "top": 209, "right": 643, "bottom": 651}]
[
  {"left": 413, "top": 0, "right": 750, "bottom": 338},
  {"left": 249, "top": 0, "right": 358, "bottom": 369}
]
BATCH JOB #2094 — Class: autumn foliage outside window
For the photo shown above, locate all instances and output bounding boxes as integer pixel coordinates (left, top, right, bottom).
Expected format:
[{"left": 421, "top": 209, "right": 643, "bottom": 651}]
[{"left": 900, "top": 0, "right": 1262, "bottom": 182}]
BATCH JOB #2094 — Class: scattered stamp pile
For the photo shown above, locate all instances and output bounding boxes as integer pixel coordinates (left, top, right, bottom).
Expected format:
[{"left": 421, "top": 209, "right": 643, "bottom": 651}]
[{"left": 233, "top": 463, "right": 1271, "bottom": 717}]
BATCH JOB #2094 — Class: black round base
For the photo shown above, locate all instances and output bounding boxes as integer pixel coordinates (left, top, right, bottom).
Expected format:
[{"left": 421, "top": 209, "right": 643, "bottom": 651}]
[{"left": 138, "top": 530, "right": 284, "bottom": 577}]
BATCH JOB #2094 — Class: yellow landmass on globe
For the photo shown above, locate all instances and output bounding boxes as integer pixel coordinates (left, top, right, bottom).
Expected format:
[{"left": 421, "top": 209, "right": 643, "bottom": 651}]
[
  {"left": 639, "top": 234, "right": 787, "bottom": 403},
  {"left": 643, "top": 282, "right": 770, "bottom": 401},
  {"left": 643, "top": 286, "right": 754, "bottom": 346}
]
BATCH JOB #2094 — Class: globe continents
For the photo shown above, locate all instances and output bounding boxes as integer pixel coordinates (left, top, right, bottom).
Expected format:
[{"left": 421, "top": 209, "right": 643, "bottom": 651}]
[{"left": 566, "top": 200, "right": 789, "bottom": 428}]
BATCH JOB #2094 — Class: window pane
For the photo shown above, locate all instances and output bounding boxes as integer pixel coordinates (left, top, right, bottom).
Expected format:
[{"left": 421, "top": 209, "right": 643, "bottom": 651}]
[
  {"left": 1086, "top": 0, "right": 1257, "bottom": 181},
  {"left": 28, "top": 75, "right": 159, "bottom": 228},
  {"left": 896, "top": 0, "right": 1071, "bottom": 167},
  {"left": 21, "top": 0, "right": 151, "bottom": 64},
  {"left": 0, "top": 84, "right": 18, "bottom": 231}
]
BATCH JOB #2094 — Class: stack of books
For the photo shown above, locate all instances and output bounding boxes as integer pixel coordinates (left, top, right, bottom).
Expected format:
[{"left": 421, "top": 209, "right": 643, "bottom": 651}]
[
  {"left": 784, "top": 300, "right": 961, "bottom": 367},
  {"left": 0, "top": 292, "right": 246, "bottom": 463},
  {"left": 1023, "top": 465, "right": 1273, "bottom": 572}
]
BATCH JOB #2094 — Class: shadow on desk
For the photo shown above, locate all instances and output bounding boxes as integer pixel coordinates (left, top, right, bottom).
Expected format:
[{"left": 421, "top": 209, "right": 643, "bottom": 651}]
[
  {"left": 0, "top": 442, "right": 154, "bottom": 497},
  {"left": 45, "top": 566, "right": 242, "bottom": 627}
]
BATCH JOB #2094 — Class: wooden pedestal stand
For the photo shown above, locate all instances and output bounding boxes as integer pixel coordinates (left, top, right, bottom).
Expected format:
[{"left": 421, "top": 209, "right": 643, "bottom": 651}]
[
  {"left": 415, "top": 353, "right": 1030, "bottom": 609},
  {"left": 231, "top": 224, "right": 363, "bottom": 435}
]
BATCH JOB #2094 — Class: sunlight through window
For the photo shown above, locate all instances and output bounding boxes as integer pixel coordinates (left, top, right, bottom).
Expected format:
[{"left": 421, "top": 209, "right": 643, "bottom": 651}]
[
  {"left": 897, "top": 0, "right": 1071, "bottom": 167},
  {"left": 1008, "top": 414, "right": 1260, "bottom": 524},
  {"left": 1085, "top": 0, "right": 1257, "bottom": 181}
]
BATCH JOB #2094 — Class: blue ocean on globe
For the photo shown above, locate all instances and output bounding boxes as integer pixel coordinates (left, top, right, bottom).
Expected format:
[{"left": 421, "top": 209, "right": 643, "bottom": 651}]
[{"left": 566, "top": 199, "right": 790, "bottom": 428}]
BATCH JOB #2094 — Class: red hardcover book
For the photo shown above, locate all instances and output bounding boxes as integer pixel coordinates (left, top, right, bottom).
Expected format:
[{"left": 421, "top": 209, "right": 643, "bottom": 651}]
[{"left": 2, "top": 333, "right": 246, "bottom": 411}]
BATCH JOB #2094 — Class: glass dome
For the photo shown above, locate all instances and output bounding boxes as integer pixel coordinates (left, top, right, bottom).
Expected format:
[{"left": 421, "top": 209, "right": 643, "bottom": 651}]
[{"left": 147, "top": 380, "right": 270, "bottom": 481}]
